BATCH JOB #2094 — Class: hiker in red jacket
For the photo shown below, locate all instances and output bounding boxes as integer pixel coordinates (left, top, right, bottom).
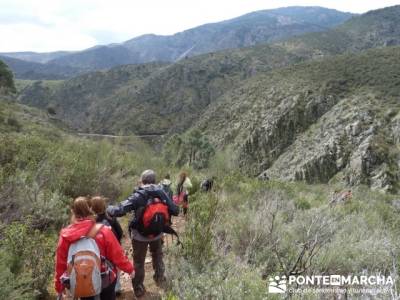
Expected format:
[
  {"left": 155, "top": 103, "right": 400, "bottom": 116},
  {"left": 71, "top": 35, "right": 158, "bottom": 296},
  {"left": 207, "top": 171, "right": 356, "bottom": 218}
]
[{"left": 54, "top": 196, "right": 134, "bottom": 300}]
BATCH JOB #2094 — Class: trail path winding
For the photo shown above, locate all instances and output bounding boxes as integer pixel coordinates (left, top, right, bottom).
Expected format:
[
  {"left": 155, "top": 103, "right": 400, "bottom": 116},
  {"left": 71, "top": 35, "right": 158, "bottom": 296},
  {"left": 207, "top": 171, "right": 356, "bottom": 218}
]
[
  {"left": 77, "top": 133, "right": 165, "bottom": 139},
  {"left": 118, "top": 215, "right": 186, "bottom": 299}
]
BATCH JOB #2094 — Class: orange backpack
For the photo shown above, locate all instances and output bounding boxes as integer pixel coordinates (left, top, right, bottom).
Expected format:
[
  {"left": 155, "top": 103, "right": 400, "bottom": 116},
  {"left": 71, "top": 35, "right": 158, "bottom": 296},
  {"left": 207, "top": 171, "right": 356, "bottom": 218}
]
[{"left": 66, "top": 224, "right": 103, "bottom": 298}]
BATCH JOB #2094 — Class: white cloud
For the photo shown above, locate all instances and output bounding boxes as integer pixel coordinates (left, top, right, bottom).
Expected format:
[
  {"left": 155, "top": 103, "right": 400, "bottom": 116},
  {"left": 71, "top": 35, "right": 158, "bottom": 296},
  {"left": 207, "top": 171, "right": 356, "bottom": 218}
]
[
  {"left": 0, "top": 0, "right": 399, "bottom": 52},
  {"left": 0, "top": 23, "right": 97, "bottom": 52}
]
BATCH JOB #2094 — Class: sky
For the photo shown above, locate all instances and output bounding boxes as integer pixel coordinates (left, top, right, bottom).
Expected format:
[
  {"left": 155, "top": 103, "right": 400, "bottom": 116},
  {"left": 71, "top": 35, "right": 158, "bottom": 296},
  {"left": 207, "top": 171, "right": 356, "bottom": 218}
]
[{"left": 0, "top": 0, "right": 399, "bottom": 52}]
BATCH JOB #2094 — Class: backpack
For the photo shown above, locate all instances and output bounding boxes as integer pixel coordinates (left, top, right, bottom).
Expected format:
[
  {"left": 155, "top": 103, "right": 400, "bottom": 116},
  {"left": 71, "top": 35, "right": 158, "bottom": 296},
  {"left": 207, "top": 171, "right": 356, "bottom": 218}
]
[
  {"left": 137, "top": 192, "right": 182, "bottom": 246},
  {"left": 141, "top": 197, "right": 170, "bottom": 237},
  {"left": 161, "top": 183, "right": 173, "bottom": 200},
  {"left": 66, "top": 224, "right": 103, "bottom": 298},
  {"left": 201, "top": 179, "right": 213, "bottom": 192},
  {"left": 172, "top": 191, "right": 185, "bottom": 205}
]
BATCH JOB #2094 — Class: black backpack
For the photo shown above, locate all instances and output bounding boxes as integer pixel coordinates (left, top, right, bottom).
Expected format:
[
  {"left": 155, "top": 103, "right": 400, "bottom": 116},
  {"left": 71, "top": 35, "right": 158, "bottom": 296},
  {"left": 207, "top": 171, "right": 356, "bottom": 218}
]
[{"left": 161, "top": 183, "right": 173, "bottom": 200}]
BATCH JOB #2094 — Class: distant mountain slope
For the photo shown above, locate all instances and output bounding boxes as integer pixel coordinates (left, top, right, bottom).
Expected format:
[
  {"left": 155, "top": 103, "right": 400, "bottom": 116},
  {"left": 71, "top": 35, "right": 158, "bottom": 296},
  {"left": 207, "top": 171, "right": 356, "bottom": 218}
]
[
  {"left": 0, "top": 55, "right": 82, "bottom": 80},
  {"left": 279, "top": 5, "right": 400, "bottom": 57},
  {"left": 18, "top": 5, "right": 399, "bottom": 131},
  {"left": 47, "top": 45, "right": 140, "bottom": 70},
  {"left": 196, "top": 46, "right": 400, "bottom": 191},
  {"left": 16, "top": 6, "right": 400, "bottom": 190},
  {"left": 0, "top": 51, "right": 71, "bottom": 63},
  {"left": 9, "top": 6, "right": 352, "bottom": 74},
  {"left": 18, "top": 45, "right": 304, "bottom": 134}
]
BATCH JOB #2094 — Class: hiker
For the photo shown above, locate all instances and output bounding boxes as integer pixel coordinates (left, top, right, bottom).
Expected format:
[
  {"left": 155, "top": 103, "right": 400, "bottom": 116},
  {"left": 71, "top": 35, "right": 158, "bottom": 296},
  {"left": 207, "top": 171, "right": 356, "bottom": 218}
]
[
  {"left": 160, "top": 173, "right": 173, "bottom": 200},
  {"left": 54, "top": 196, "right": 134, "bottom": 300},
  {"left": 90, "top": 196, "right": 123, "bottom": 243},
  {"left": 200, "top": 177, "right": 214, "bottom": 192},
  {"left": 175, "top": 171, "right": 192, "bottom": 216},
  {"left": 90, "top": 196, "right": 124, "bottom": 295},
  {"left": 106, "top": 170, "right": 180, "bottom": 298}
]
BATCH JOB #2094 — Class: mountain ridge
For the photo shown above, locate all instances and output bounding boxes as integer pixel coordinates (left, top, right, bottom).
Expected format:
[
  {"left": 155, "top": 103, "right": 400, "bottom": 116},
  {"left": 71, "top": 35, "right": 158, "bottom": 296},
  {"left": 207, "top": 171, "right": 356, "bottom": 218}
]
[
  {"left": 1, "top": 6, "right": 353, "bottom": 79},
  {"left": 14, "top": 5, "right": 400, "bottom": 191}
]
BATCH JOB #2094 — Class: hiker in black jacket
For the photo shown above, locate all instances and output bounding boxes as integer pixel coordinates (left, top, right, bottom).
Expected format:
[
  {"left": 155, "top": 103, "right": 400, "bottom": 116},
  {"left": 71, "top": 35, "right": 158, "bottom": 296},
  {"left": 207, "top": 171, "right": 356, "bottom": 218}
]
[
  {"left": 90, "top": 196, "right": 124, "bottom": 243},
  {"left": 90, "top": 196, "right": 124, "bottom": 294},
  {"left": 107, "top": 170, "right": 179, "bottom": 298}
]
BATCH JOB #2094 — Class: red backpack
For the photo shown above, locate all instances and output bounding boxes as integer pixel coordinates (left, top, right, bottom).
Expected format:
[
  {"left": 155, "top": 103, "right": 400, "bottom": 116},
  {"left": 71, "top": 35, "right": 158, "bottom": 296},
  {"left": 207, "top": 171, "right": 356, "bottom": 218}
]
[
  {"left": 141, "top": 197, "right": 170, "bottom": 236},
  {"left": 138, "top": 196, "right": 182, "bottom": 246}
]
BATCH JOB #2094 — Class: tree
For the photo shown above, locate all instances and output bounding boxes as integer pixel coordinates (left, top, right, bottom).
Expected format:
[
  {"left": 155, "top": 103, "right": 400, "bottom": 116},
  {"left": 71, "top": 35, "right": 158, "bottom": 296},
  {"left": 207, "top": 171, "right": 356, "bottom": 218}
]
[
  {"left": 0, "top": 60, "right": 16, "bottom": 93},
  {"left": 47, "top": 106, "right": 56, "bottom": 115},
  {"left": 163, "top": 130, "right": 215, "bottom": 169}
]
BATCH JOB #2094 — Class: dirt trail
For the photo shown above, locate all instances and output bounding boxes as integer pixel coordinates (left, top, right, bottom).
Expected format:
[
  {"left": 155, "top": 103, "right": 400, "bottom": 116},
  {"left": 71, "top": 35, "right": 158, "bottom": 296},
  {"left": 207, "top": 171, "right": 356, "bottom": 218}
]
[
  {"left": 118, "top": 215, "right": 186, "bottom": 300},
  {"left": 77, "top": 133, "right": 165, "bottom": 139}
]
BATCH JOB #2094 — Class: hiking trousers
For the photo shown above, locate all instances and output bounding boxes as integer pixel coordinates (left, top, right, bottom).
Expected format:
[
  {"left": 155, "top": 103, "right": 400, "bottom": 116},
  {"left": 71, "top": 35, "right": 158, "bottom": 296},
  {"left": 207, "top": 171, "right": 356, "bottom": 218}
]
[
  {"left": 131, "top": 238, "right": 165, "bottom": 289},
  {"left": 183, "top": 193, "right": 189, "bottom": 215}
]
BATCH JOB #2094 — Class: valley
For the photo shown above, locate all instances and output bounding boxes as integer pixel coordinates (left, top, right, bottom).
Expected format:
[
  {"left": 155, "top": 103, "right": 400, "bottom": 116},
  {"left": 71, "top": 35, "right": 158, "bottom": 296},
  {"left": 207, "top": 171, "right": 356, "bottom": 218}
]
[{"left": 1, "top": 4, "right": 400, "bottom": 300}]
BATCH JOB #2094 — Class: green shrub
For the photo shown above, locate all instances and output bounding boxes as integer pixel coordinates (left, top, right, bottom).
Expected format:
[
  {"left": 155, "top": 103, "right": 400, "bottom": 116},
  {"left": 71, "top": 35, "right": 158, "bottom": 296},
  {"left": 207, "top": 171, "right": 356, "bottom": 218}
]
[
  {"left": 182, "top": 192, "right": 219, "bottom": 268},
  {"left": 163, "top": 130, "right": 215, "bottom": 169},
  {"left": 208, "top": 148, "right": 236, "bottom": 179},
  {"left": 294, "top": 197, "right": 311, "bottom": 210},
  {"left": 167, "top": 255, "right": 267, "bottom": 300},
  {"left": 0, "top": 251, "right": 35, "bottom": 300},
  {"left": 0, "top": 60, "right": 16, "bottom": 93},
  {"left": 0, "top": 221, "right": 56, "bottom": 299},
  {"left": 0, "top": 132, "right": 163, "bottom": 227}
]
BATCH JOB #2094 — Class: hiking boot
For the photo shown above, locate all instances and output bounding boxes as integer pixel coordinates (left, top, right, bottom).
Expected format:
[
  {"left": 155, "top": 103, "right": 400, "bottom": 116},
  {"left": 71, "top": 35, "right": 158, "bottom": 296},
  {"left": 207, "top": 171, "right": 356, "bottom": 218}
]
[{"left": 134, "top": 284, "right": 146, "bottom": 298}]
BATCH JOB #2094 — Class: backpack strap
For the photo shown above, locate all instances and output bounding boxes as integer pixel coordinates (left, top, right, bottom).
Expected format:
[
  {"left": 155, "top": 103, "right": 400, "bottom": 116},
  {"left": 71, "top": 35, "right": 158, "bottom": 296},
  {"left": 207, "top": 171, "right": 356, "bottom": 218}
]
[
  {"left": 163, "top": 225, "right": 183, "bottom": 248},
  {"left": 86, "top": 223, "right": 116, "bottom": 281},
  {"left": 135, "top": 188, "right": 148, "bottom": 199},
  {"left": 86, "top": 223, "right": 104, "bottom": 239}
]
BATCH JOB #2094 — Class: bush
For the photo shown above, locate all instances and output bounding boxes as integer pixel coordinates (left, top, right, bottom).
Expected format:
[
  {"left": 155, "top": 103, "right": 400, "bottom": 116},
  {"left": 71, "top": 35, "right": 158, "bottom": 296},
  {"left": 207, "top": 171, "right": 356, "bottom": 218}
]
[
  {"left": 169, "top": 174, "right": 400, "bottom": 298},
  {"left": 182, "top": 192, "right": 219, "bottom": 268},
  {"left": 163, "top": 130, "right": 215, "bottom": 169},
  {"left": 0, "top": 221, "right": 56, "bottom": 299},
  {"left": 0, "top": 132, "right": 162, "bottom": 227},
  {"left": 6, "top": 117, "right": 21, "bottom": 131},
  {"left": 294, "top": 197, "right": 311, "bottom": 210},
  {"left": 46, "top": 107, "right": 56, "bottom": 115},
  {"left": 0, "top": 60, "right": 16, "bottom": 93},
  {"left": 0, "top": 251, "right": 35, "bottom": 300},
  {"left": 167, "top": 255, "right": 267, "bottom": 300}
]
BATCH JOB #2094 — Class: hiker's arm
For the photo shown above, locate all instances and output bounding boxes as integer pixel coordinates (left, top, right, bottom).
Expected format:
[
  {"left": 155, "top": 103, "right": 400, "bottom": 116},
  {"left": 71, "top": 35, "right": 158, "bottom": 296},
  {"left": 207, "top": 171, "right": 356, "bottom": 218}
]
[
  {"left": 54, "top": 235, "right": 68, "bottom": 293},
  {"left": 107, "top": 193, "right": 141, "bottom": 217},
  {"left": 104, "top": 229, "right": 134, "bottom": 274},
  {"left": 160, "top": 189, "right": 180, "bottom": 216},
  {"left": 112, "top": 218, "right": 124, "bottom": 241}
]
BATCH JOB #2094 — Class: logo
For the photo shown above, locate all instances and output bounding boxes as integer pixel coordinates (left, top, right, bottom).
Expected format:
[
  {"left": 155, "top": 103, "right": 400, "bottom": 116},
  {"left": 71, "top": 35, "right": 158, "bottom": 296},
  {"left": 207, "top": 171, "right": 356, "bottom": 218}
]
[
  {"left": 268, "top": 275, "right": 287, "bottom": 293},
  {"left": 267, "top": 274, "right": 394, "bottom": 294},
  {"left": 329, "top": 275, "right": 341, "bottom": 286}
]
